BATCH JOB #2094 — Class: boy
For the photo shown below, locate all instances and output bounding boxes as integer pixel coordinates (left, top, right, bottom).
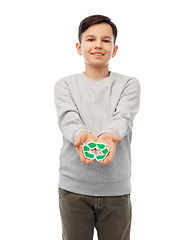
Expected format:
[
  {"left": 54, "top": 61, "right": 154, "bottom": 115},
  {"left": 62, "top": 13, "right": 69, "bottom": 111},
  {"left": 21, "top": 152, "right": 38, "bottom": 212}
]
[{"left": 54, "top": 15, "right": 140, "bottom": 240}]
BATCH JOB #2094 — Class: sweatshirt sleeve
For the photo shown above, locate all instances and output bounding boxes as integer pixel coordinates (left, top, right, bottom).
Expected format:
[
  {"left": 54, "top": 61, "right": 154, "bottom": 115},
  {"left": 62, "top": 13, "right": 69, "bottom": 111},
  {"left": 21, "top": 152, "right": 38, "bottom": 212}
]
[
  {"left": 54, "top": 79, "right": 91, "bottom": 143},
  {"left": 97, "top": 78, "right": 140, "bottom": 139}
]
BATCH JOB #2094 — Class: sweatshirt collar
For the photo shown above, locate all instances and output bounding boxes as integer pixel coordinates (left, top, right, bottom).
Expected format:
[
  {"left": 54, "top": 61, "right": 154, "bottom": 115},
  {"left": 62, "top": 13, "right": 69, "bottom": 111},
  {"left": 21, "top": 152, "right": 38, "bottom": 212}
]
[{"left": 81, "top": 71, "right": 114, "bottom": 83}]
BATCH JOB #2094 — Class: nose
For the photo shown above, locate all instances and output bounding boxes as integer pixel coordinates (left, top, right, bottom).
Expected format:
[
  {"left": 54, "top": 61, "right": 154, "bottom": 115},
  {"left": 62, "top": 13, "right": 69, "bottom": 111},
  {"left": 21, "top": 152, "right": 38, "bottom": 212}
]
[{"left": 94, "top": 39, "right": 102, "bottom": 49}]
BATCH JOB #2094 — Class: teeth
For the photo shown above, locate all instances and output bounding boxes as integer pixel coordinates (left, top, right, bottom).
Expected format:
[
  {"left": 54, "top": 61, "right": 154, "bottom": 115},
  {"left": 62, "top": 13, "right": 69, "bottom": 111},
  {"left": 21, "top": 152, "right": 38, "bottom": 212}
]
[{"left": 94, "top": 53, "right": 103, "bottom": 55}]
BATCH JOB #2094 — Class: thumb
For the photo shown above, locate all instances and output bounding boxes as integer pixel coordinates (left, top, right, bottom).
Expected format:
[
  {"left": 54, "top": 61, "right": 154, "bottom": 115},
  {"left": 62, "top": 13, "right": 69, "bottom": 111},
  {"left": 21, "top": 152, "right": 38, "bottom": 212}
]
[
  {"left": 112, "top": 134, "right": 122, "bottom": 143},
  {"left": 74, "top": 135, "right": 82, "bottom": 147}
]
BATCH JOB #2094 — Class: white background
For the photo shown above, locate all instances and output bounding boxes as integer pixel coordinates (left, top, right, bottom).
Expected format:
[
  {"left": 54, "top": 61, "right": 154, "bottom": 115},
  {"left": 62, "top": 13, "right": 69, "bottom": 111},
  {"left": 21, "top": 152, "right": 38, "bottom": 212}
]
[{"left": 0, "top": 0, "right": 195, "bottom": 239}]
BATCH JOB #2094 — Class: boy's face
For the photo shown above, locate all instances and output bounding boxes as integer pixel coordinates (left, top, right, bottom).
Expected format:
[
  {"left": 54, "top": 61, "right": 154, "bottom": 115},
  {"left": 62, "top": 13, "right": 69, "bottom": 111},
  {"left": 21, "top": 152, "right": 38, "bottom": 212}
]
[{"left": 76, "top": 23, "right": 118, "bottom": 68}]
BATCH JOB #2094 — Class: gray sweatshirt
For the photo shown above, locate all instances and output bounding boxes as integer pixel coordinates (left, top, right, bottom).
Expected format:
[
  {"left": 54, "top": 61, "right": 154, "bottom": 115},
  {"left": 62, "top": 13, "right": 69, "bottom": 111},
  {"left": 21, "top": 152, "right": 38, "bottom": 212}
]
[{"left": 54, "top": 72, "right": 140, "bottom": 196}]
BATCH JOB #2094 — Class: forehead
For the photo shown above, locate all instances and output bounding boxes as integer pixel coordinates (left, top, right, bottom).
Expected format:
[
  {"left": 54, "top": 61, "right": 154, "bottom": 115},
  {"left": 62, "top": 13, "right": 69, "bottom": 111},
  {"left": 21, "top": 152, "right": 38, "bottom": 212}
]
[{"left": 83, "top": 23, "right": 113, "bottom": 38}]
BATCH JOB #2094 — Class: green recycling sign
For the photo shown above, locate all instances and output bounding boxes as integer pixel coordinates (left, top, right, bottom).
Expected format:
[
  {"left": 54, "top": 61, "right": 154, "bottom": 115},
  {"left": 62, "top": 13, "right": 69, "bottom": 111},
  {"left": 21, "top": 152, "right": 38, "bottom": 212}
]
[{"left": 83, "top": 141, "right": 109, "bottom": 162}]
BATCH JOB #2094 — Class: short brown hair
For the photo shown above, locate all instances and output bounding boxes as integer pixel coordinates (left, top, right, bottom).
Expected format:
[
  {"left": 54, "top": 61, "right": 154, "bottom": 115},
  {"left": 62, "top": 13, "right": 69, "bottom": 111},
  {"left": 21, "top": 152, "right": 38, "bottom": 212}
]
[{"left": 78, "top": 15, "right": 117, "bottom": 44}]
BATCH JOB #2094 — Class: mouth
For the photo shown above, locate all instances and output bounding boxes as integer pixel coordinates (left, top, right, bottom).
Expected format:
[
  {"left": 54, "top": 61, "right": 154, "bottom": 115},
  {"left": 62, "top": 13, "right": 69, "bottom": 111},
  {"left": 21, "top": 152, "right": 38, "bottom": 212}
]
[{"left": 91, "top": 52, "right": 105, "bottom": 57}]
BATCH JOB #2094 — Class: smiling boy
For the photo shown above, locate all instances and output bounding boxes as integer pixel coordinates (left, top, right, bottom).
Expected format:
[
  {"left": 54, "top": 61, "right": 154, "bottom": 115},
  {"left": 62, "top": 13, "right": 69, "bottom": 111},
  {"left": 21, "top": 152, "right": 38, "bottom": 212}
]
[
  {"left": 54, "top": 15, "right": 140, "bottom": 240},
  {"left": 76, "top": 22, "right": 118, "bottom": 81}
]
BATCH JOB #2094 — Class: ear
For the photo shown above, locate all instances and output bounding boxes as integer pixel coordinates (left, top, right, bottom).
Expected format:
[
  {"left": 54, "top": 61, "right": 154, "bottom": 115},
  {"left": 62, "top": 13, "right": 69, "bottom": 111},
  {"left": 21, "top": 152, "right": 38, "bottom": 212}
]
[
  {"left": 112, "top": 45, "right": 118, "bottom": 58},
  {"left": 76, "top": 42, "right": 82, "bottom": 56}
]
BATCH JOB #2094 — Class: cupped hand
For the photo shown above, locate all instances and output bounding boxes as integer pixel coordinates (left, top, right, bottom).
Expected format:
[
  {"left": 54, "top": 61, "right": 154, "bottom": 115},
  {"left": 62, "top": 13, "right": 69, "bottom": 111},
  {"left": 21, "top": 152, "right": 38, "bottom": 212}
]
[
  {"left": 74, "top": 131, "right": 95, "bottom": 164},
  {"left": 96, "top": 132, "right": 122, "bottom": 165}
]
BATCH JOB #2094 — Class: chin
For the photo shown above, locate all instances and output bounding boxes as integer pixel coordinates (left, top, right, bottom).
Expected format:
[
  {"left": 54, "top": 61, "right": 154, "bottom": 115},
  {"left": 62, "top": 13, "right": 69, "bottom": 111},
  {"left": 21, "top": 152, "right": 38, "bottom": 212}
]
[
  {"left": 86, "top": 60, "right": 110, "bottom": 68},
  {"left": 89, "top": 63, "right": 109, "bottom": 68}
]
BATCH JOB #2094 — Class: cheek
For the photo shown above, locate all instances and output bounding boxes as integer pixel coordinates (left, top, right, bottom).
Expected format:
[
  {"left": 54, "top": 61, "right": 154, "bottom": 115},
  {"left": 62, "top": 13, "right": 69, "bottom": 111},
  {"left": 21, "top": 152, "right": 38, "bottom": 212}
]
[
  {"left": 105, "top": 45, "right": 114, "bottom": 55},
  {"left": 81, "top": 43, "right": 91, "bottom": 54},
  {"left": 107, "top": 48, "right": 114, "bottom": 57},
  {"left": 82, "top": 46, "right": 91, "bottom": 55}
]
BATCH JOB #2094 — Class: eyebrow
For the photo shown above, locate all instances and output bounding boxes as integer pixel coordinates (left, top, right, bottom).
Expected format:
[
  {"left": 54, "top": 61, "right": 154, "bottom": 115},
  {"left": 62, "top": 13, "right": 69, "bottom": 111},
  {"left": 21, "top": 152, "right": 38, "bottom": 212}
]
[
  {"left": 85, "top": 35, "right": 112, "bottom": 39},
  {"left": 103, "top": 36, "right": 112, "bottom": 39}
]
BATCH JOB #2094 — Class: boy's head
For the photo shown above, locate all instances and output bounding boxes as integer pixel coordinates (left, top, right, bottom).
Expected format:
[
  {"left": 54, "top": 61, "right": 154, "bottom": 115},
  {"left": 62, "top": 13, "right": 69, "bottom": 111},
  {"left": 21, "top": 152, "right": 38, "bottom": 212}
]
[
  {"left": 76, "top": 15, "right": 118, "bottom": 69},
  {"left": 78, "top": 15, "right": 117, "bottom": 45}
]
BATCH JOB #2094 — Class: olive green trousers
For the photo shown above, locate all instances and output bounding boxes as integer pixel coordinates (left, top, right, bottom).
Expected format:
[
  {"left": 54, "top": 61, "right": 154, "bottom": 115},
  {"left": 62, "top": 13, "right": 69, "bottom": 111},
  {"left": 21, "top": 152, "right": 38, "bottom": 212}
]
[{"left": 59, "top": 188, "right": 132, "bottom": 240}]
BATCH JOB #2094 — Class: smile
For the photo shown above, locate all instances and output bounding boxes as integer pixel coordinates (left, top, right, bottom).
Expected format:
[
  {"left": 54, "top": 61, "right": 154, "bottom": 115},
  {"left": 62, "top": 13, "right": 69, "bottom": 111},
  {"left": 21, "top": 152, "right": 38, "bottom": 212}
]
[{"left": 91, "top": 52, "right": 104, "bottom": 56}]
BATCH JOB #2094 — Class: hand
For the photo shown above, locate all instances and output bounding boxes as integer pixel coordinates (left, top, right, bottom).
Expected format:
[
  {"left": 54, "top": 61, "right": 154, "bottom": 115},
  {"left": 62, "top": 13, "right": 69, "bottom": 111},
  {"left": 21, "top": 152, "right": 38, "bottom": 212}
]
[
  {"left": 96, "top": 132, "right": 122, "bottom": 165},
  {"left": 74, "top": 131, "right": 95, "bottom": 164}
]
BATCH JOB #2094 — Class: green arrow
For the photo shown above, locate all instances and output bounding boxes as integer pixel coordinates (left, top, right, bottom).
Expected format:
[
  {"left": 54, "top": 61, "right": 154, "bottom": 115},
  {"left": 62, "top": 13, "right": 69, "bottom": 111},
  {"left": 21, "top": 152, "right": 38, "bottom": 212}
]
[
  {"left": 88, "top": 142, "right": 97, "bottom": 149},
  {"left": 97, "top": 143, "right": 106, "bottom": 150},
  {"left": 84, "top": 151, "right": 95, "bottom": 160},
  {"left": 101, "top": 147, "right": 109, "bottom": 155},
  {"left": 96, "top": 154, "right": 107, "bottom": 161},
  {"left": 83, "top": 145, "right": 90, "bottom": 152}
]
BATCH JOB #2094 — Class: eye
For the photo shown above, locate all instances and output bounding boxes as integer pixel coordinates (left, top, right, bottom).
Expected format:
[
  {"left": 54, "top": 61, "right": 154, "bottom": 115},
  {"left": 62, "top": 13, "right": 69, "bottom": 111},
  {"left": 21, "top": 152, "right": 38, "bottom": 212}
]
[
  {"left": 87, "top": 39, "right": 94, "bottom": 42},
  {"left": 103, "top": 39, "right": 110, "bottom": 43}
]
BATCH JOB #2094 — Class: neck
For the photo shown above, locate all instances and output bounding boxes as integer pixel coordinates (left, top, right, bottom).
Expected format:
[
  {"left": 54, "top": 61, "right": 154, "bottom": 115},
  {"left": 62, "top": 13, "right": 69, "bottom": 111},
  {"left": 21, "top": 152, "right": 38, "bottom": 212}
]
[{"left": 84, "top": 64, "right": 110, "bottom": 81}]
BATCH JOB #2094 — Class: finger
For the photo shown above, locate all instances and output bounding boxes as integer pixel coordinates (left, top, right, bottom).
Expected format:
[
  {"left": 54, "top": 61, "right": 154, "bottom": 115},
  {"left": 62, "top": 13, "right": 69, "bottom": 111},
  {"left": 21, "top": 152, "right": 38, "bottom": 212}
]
[
  {"left": 101, "top": 156, "right": 109, "bottom": 165},
  {"left": 86, "top": 159, "right": 90, "bottom": 164},
  {"left": 74, "top": 136, "right": 82, "bottom": 147},
  {"left": 112, "top": 134, "right": 122, "bottom": 143},
  {"left": 104, "top": 158, "right": 109, "bottom": 165},
  {"left": 80, "top": 155, "right": 86, "bottom": 163},
  {"left": 86, "top": 158, "right": 93, "bottom": 164}
]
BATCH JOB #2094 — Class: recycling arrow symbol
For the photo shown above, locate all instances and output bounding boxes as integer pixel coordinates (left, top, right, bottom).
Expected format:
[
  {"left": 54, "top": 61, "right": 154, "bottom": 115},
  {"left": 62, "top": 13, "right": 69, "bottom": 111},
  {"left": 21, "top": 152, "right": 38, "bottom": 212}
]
[{"left": 83, "top": 141, "right": 109, "bottom": 162}]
